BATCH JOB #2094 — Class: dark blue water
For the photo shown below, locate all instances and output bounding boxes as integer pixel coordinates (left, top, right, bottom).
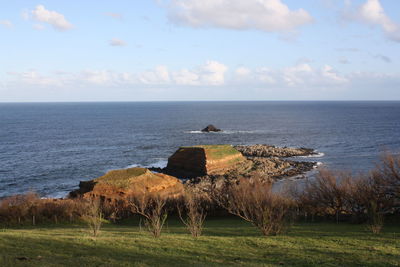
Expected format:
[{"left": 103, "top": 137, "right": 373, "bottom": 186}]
[{"left": 1, "top": 101, "right": 400, "bottom": 198}]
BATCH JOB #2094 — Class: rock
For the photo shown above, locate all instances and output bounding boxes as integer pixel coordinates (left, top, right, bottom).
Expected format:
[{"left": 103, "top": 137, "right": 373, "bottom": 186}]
[
  {"left": 165, "top": 145, "right": 247, "bottom": 178},
  {"left": 70, "top": 167, "right": 184, "bottom": 201},
  {"left": 201, "top": 124, "right": 221, "bottom": 132},
  {"left": 234, "top": 144, "right": 315, "bottom": 158}
]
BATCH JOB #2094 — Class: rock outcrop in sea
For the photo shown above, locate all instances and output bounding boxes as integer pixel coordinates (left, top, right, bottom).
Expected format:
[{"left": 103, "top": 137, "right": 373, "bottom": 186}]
[
  {"left": 165, "top": 145, "right": 246, "bottom": 178},
  {"left": 201, "top": 125, "right": 221, "bottom": 132}
]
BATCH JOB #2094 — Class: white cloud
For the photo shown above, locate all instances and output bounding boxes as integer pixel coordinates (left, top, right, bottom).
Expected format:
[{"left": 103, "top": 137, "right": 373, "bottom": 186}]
[
  {"left": 0, "top": 20, "right": 12, "bottom": 28},
  {"left": 171, "top": 60, "right": 228, "bottom": 85},
  {"left": 138, "top": 66, "right": 171, "bottom": 84},
  {"left": 235, "top": 67, "right": 251, "bottom": 76},
  {"left": 109, "top": 38, "right": 127, "bottom": 46},
  {"left": 33, "top": 23, "right": 45, "bottom": 30},
  {"left": 12, "top": 62, "right": 400, "bottom": 95},
  {"left": 165, "top": 0, "right": 313, "bottom": 33},
  {"left": 233, "top": 63, "right": 348, "bottom": 88},
  {"left": 30, "top": 5, "right": 73, "bottom": 31},
  {"left": 339, "top": 58, "right": 350, "bottom": 64},
  {"left": 350, "top": 0, "right": 400, "bottom": 42},
  {"left": 105, "top": 13, "right": 123, "bottom": 20},
  {"left": 7, "top": 70, "right": 64, "bottom": 87}
]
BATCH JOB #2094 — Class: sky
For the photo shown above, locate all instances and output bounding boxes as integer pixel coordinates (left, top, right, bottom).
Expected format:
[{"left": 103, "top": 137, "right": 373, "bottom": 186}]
[{"left": 0, "top": 0, "right": 400, "bottom": 102}]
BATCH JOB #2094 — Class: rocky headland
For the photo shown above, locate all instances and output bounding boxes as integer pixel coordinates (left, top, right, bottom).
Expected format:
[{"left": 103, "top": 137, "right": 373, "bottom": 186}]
[
  {"left": 71, "top": 144, "right": 319, "bottom": 201},
  {"left": 69, "top": 167, "right": 183, "bottom": 202}
]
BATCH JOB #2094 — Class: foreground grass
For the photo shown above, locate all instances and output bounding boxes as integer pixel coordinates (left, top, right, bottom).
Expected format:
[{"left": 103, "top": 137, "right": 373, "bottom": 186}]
[{"left": 0, "top": 217, "right": 399, "bottom": 267}]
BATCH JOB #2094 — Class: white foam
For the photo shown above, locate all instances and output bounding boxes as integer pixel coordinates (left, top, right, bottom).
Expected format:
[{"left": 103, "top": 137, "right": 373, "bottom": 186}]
[
  {"left": 298, "top": 152, "right": 325, "bottom": 158},
  {"left": 313, "top": 162, "right": 323, "bottom": 168},
  {"left": 124, "top": 159, "right": 168, "bottom": 169},
  {"left": 125, "top": 163, "right": 139, "bottom": 168},
  {"left": 146, "top": 159, "right": 168, "bottom": 169}
]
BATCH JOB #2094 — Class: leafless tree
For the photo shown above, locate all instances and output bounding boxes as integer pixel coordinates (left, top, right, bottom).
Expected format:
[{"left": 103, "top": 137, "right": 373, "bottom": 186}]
[
  {"left": 177, "top": 186, "right": 207, "bottom": 238},
  {"left": 213, "top": 177, "right": 294, "bottom": 236},
  {"left": 129, "top": 190, "right": 168, "bottom": 238},
  {"left": 301, "top": 169, "right": 350, "bottom": 223},
  {"left": 82, "top": 198, "right": 104, "bottom": 238}
]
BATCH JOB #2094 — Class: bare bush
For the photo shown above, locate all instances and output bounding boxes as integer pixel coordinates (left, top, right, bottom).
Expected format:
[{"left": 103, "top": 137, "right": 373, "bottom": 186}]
[
  {"left": 374, "top": 153, "right": 400, "bottom": 202},
  {"left": 82, "top": 198, "right": 104, "bottom": 237},
  {"left": 295, "top": 167, "right": 394, "bottom": 232},
  {"left": 177, "top": 187, "right": 207, "bottom": 238},
  {"left": 303, "top": 169, "right": 351, "bottom": 223},
  {"left": 366, "top": 200, "right": 384, "bottom": 234},
  {"left": 213, "top": 177, "right": 294, "bottom": 236},
  {"left": 129, "top": 190, "right": 168, "bottom": 238},
  {"left": 0, "top": 192, "right": 39, "bottom": 225}
]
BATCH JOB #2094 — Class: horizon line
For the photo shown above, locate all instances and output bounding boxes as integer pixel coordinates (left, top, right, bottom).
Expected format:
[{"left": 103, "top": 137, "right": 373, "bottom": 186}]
[{"left": 1, "top": 100, "right": 400, "bottom": 104}]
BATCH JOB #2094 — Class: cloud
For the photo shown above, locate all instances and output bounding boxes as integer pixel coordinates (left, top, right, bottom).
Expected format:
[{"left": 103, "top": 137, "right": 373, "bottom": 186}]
[
  {"left": 347, "top": 0, "right": 400, "bottom": 42},
  {"left": 232, "top": 63, "right": 348, "bottom": 88},
  {"left": 105, "top": 13, "right": 123, "bottom": 20},
  {"left": 374, "top": 54, "right": 391, "bottom": 63},
  {"left": 165, "top": 0, "right": 313, "bottom": 33},
  {"left": 30, "top": 5, "right": 73, "bottom": 31},
  {"left": 339, "top": 58, "right": 350, "bottom": 64},
  {"left": 5, "top": 61, "right": 351, "bottom": 91},
  {"left": 335, "top": 47, "right": 359, "bottom": 52},
  {"left": 33, "top": 23, "right": 45, "bottom": 30},
  {"left": 0, "top": 20, "right": 12, "bottom": 28},
  {"left": 109, "top": 38, "right": 127, "bottom": 46},
  {"left": 7, "top": 70, "right": 64, "bottom": 87},
  {"left": 172, "top": 60, "right": 228, "bottom": 85},
  {"left": 138, "top": 66, "right": 171, "bottom": 84},
  {"left": 4, "top": 63, "right": 400, "bottom": 101}
]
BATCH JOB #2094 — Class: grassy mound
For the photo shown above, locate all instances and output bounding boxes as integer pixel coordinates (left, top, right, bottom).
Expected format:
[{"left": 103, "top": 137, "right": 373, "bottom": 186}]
[
  {"left": 189, "top": 145, "right": 243, "bottom": 160},
  {"left": 94, "top": 168, "right": 149, "bottom": 189},
  {"left": 0, "top": 218, "right": 399, "bottom": 266}
]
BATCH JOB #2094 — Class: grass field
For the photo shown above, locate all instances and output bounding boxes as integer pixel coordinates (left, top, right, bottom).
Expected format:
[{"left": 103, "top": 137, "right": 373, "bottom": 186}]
[{"left": 0, "top": 217, "right": 399, "bottom": 267}]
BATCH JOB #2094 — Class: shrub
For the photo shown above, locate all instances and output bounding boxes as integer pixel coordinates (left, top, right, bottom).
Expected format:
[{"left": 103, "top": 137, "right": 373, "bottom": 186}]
[
  {"left": 301, "top": 169, "right": 351, "bottom": 223},
  {"left": 177, "top": 187, "right": 207, "bottom": 238},
  {"left": 129, "top": 190, "right": 168, "bottom": 238},
  {"left": 373, "top": 153, "right": 400, "bottom": 204},
  {"left": 82, "top": 198, "right": 104, "bottom": 238},
  {"left": 213, "top": 177, "right": 294, "bottom": 236},
  {"left": 366, "top": 200, "right": 384, "bottom": 234}
]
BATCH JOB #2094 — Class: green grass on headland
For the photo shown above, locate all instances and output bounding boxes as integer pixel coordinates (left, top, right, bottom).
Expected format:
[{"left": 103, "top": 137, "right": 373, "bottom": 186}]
[
  {"left": 95, "top": 168, "right": 148, "bottom": 189},
  {"left": 190, "top": 145, "right": 243, "bottom": 160},
  {"left": 0, "top": 217, "right": 399, "bottom": 267}
]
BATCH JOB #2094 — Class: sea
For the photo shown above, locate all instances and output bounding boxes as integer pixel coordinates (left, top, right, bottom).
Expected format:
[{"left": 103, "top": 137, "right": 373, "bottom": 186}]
[{"left": 1, "top": 101, "right": 400, "bottom": 198}]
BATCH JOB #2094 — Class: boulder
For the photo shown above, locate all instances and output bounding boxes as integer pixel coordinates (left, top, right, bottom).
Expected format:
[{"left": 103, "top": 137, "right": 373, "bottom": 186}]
[
  {"left": 70, "top": 167, "right": 184, "bottom": 200},
  {"left": 165, "top": 145, "right": 247, "bottom": 178},
  {"left": 201, "top": 125, "right": 221, "bottom": 132}
]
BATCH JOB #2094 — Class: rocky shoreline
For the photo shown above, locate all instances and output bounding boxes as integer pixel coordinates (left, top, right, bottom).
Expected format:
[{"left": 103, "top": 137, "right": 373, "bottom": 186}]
[
  {"left": 148, "top": 144, "right": 318, "bottom": 194},
  {"left": 71, "top": 144, "right": 320, "bottom": 201},
  {"left": 234, "top": 144, "right": 317, "bottom": 158}
]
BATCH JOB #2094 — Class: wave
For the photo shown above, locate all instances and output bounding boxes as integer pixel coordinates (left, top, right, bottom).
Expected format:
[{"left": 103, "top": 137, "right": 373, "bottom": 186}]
[
  {"left": 298, "top": 152, "right": 325, "bottom": 158},
  {"left": 125, "top": 159, "right": 168, "bottom": 169},
  {"left": 313, "top": 162, "right": 323, "bottom": 168}
]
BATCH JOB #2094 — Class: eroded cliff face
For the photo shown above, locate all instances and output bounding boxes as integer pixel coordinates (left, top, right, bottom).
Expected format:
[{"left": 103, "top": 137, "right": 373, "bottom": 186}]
[
  {"left": 70, "top": 167, "right": 184, "bottom": 201},
  {"left": 166, "top": 145, "right": 247, "bottom": 177}
]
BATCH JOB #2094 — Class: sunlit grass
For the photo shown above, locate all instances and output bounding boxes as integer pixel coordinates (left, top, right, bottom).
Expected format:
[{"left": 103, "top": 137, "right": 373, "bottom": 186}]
[{"left": 0, "top": 217, "right": 399, "bottom": 266}]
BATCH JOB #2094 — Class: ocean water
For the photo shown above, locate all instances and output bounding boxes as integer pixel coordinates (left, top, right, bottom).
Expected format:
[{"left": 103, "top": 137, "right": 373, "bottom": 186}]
[{"left": 1, "top": 101, "right": 400, "bottom": 198}]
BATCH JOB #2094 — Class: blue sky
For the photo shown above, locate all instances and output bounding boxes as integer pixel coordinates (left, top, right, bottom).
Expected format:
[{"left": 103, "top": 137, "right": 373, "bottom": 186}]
[{"left": 1, "top": 0, "right": 400, "bottom": 101}]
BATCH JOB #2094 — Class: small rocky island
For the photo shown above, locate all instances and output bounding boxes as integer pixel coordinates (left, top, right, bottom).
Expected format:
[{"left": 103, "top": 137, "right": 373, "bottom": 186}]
[
  {"left": 201, "top": 124, "right": 221, "bottom": 132},
  {"left": 70, "top": 144, "right": 319, "bottom": 201}
]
